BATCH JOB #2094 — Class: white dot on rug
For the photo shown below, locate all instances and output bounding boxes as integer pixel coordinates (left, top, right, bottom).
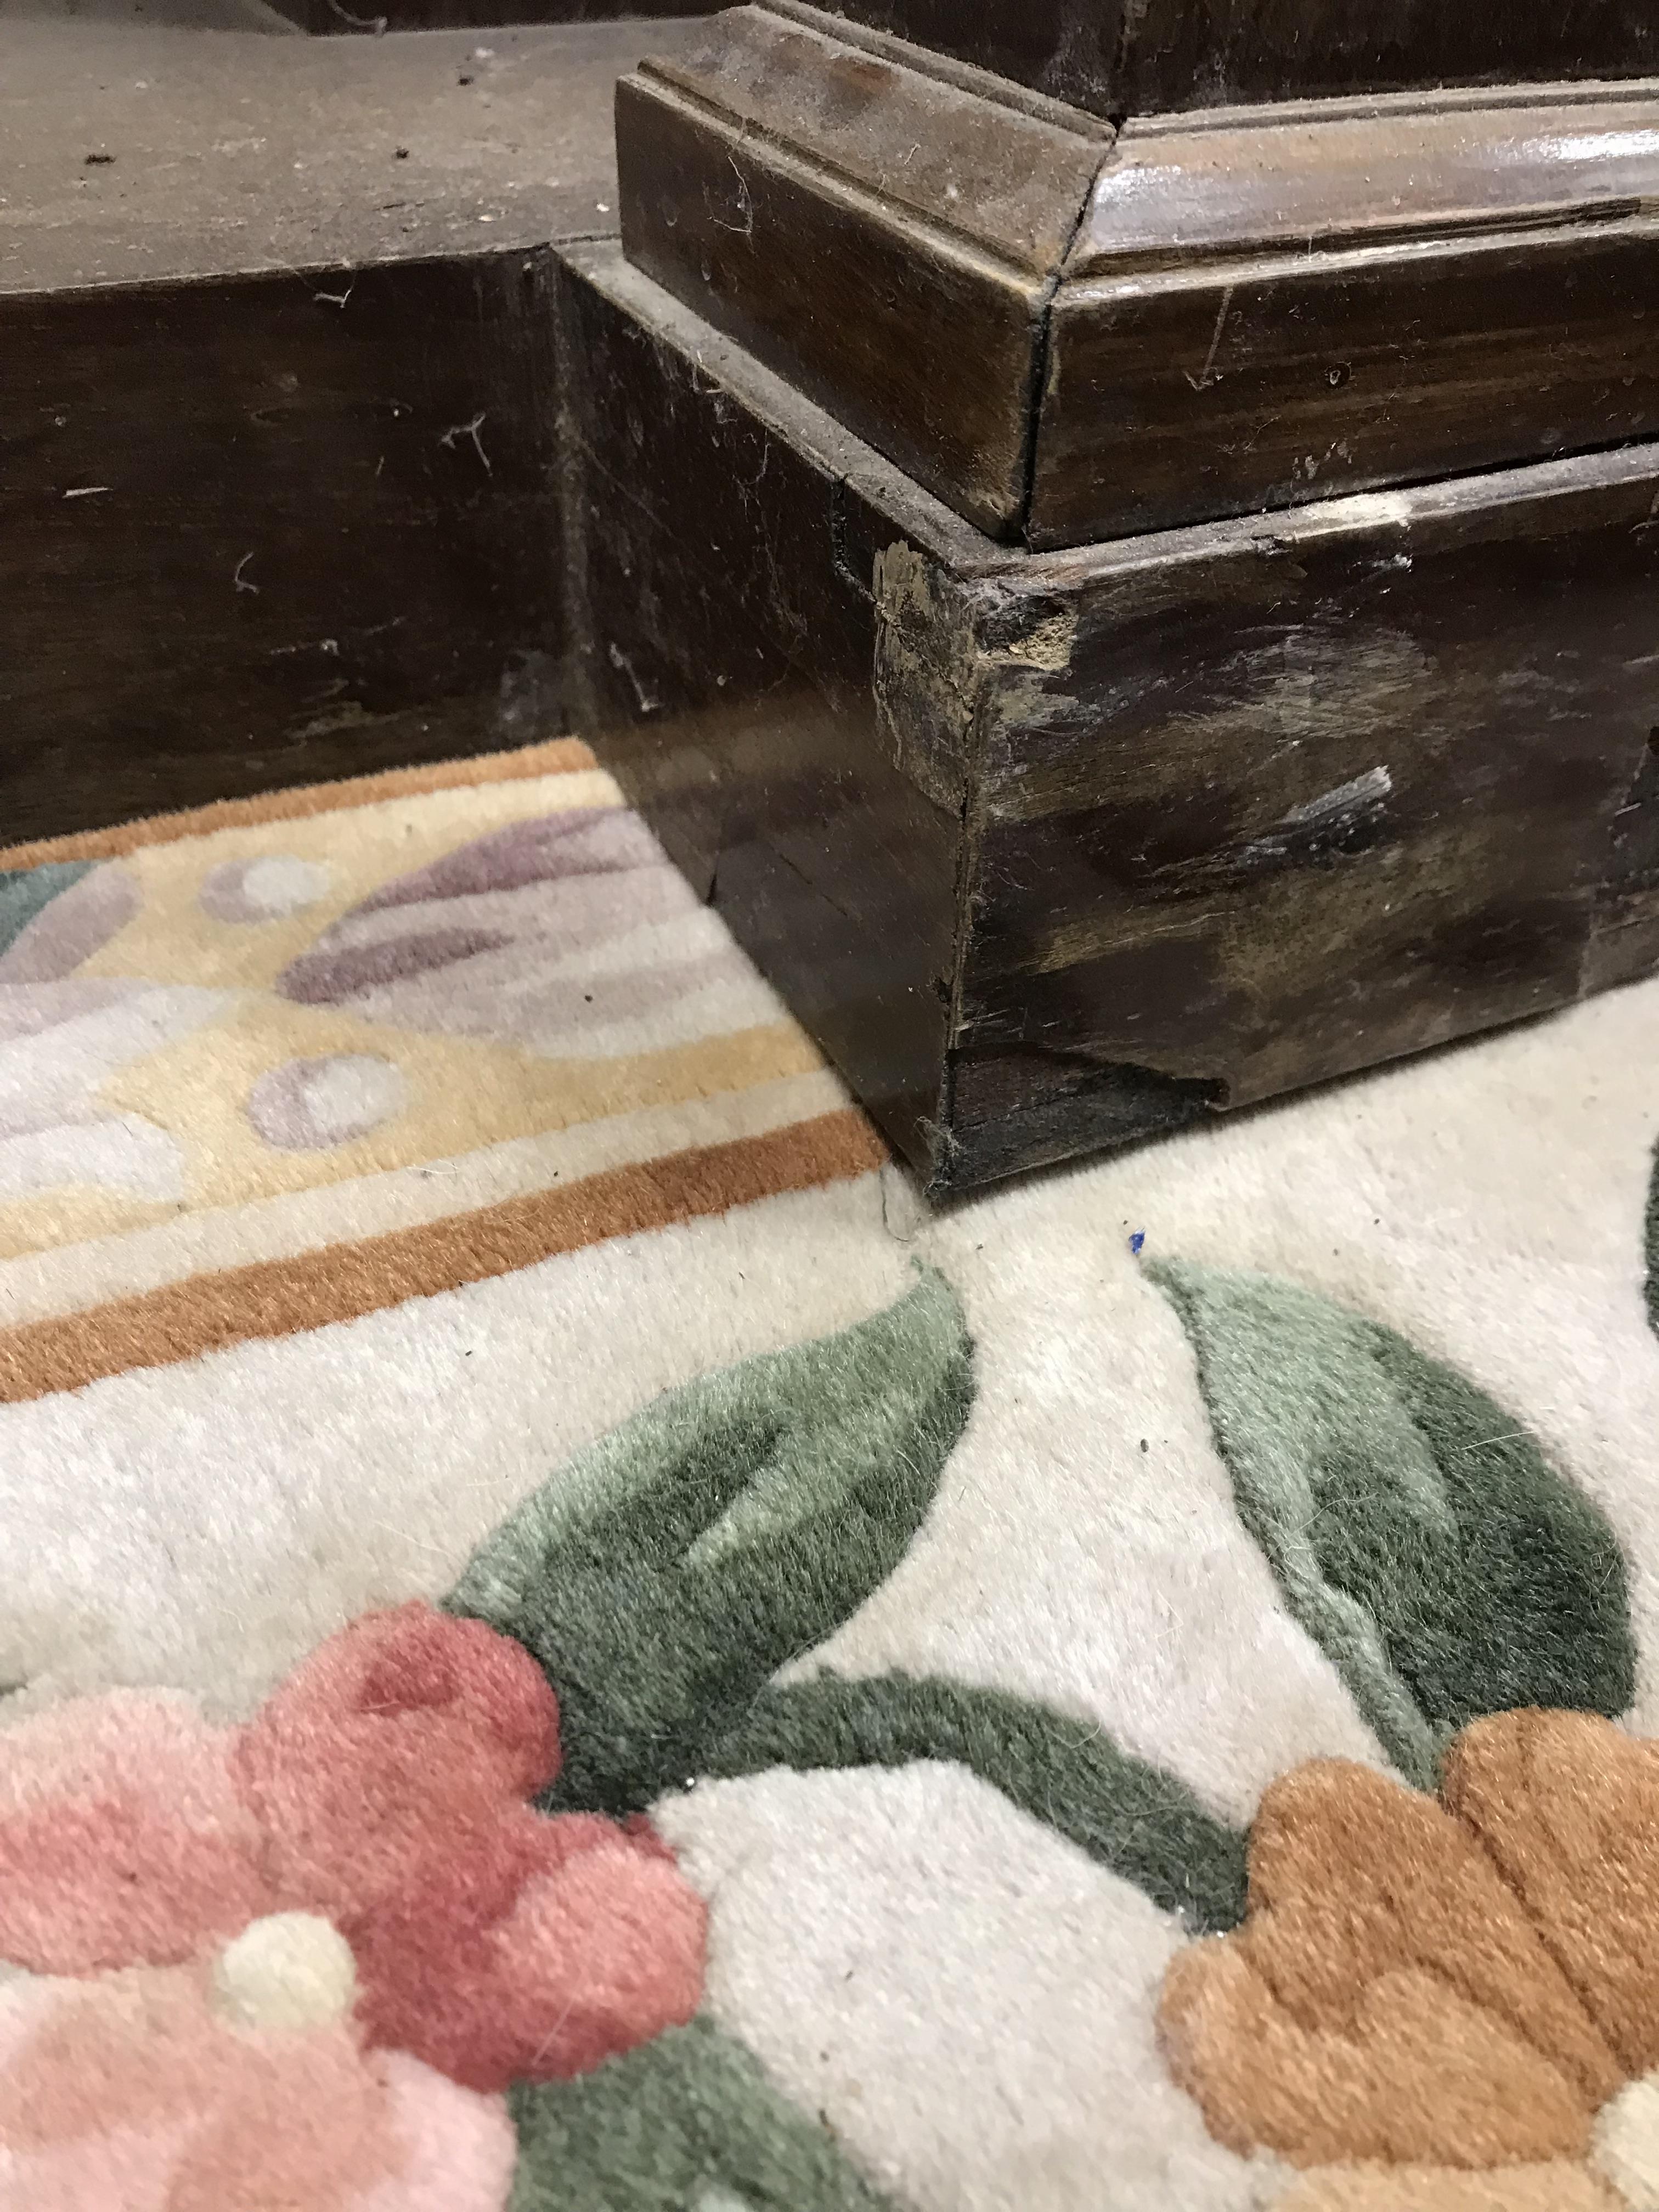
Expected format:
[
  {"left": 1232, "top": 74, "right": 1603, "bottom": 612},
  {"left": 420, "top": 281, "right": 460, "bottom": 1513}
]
[
  {"left": 212, "top": 1912, "right": 358, "bottom": 2034},
  {"left": 246, "top": 1053, "right": 409, "bottom": 1150},
  {"left": 1593, "top": 2070, "right": 1659, "bottom": 2209},
  {"left": 199, "top": 856, "right": 333, "bottom": 923}
]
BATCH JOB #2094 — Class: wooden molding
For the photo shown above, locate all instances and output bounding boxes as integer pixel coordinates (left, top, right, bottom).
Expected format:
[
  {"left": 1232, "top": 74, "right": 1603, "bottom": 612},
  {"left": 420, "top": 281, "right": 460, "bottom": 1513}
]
[
  {"left": 618, "top": 14, "right": 1659, "bottom": 546},
  {"left": 616, "top": 2, "right": 1110, "bottom": 540},
  {"left": 1030, "top": 82, "right": 1659, "bottom": 541}
]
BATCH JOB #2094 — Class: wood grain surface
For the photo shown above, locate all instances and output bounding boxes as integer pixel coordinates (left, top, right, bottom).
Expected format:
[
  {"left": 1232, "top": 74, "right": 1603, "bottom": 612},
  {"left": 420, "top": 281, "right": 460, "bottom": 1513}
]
[
  {"left": 1, "top": 253, "right": 561, "bottom": 843},
  {"left": 819, "top": 0, "right": 1659, "bottom": 114},
  {"left": 617, "top": 3, "right": 1108, "bottom": 538},
  {"left": 2, "top": 17, "right": 712, "bottom": 844},
  {"left": 557, "top": 242, "right": 975, "bottom": 1166},
  {"left": 1031, "top": 86, "right": 1659, "bottom": 541}
]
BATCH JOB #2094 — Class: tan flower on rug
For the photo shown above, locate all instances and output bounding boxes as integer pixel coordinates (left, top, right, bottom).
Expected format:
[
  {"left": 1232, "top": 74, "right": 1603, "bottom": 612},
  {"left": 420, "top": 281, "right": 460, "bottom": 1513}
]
[
  {"left": 0, "top": 1602, "right": 707, "bottom": 2207},
  {"left": 1159, "top": 1708, "right": 1659, "bottom": 2211}
]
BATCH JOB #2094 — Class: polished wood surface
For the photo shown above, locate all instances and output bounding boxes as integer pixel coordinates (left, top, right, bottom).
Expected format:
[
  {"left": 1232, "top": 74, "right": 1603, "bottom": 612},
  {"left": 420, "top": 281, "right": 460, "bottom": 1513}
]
[
  {"left": 567, "top": 241, "right": 1659, "bottom": 1193},
  {"left": 618, "top": 10, "right": 1659, "bottom": 547},
  {"left": 1031, "top": 84, "right": 1659, "bottom": 541}
]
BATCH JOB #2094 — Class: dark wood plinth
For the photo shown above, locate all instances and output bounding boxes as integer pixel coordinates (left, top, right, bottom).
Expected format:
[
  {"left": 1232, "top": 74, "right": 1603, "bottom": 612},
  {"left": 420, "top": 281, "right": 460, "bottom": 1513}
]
[{"left": 560, "top": 240, "right": 1659, "bottom": 1194}]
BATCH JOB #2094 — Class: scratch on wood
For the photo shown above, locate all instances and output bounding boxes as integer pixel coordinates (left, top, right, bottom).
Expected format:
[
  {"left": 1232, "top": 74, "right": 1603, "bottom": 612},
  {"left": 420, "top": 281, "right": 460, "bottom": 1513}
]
[
  {"left": 708, "top": 156, "right": 755, "bottom": 239},
  {"left": 439, "top": 411, "right": 492, "bottom": 473},
  {"left": 326, "top": 0, "right": 387, "bottom": 31},
  {"left": 608, "top": 640, "right": 661, "bottom": 715},
  {"left": 233, "top": 552, "right": 259, "bottom": 595},
  {"left": 1185, "top": 284, "right": 1236, "bottom": 393}
]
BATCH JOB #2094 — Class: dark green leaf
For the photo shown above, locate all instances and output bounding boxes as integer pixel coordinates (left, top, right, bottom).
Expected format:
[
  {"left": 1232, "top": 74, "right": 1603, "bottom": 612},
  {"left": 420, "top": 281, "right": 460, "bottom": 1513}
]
[
  {"left": 709, "top": 1671, "right": 1248, "bottom": 1933},
  {"left": 1152, "top": 1260, "right": 1635, "bottom": 1788},
  {"left": 445, "top": 1266, "right": 973, "bottom": 1814},
  {"left": 507, "top": 2017, "right": 896, "bottom": 2212}
]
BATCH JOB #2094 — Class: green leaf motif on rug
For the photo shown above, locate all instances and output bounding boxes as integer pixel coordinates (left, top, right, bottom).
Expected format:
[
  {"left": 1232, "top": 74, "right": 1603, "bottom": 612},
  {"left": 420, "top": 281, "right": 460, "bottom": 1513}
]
[
  {"left": 1150, "top": 1260, "right": 1635, "bottom": 1790},
  {"left": 445, "top": 1266, "right": 975, "bottom": 1816},
  {"left": 507, "top": 2016, "right": 896, "bottom": 2211},
  {"left": 0, "top": 861, "right": 93, "bottom": 961},
  {"left": 708, "top": 1672, "right": 1249, "bottom": 1933}
]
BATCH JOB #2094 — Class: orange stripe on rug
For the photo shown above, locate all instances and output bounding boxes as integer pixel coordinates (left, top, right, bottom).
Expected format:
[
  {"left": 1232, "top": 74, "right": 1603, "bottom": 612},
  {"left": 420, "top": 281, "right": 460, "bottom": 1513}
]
[
  {"left": 0, "top": 737, "right": 599, "bottom": 871},
  {"left": 0, "top": 1110, "right": 887, "bottom": 1404}
]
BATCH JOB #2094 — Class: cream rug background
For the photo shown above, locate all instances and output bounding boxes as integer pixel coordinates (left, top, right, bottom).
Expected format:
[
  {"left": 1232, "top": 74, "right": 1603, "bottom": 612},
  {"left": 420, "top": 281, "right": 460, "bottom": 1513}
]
[{"left": 2, "top": 740, "right": 1657, "bottom": 2211}]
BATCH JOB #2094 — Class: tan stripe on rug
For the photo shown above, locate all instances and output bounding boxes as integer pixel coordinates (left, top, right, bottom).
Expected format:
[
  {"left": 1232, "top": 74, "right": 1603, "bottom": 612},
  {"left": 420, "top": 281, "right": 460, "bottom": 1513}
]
[
  {"left": 0, "top": 737, "right": 597, "bottom": 871},
  {"left": 0, "top": 1110, "right": 885, "bottom": 1403}
]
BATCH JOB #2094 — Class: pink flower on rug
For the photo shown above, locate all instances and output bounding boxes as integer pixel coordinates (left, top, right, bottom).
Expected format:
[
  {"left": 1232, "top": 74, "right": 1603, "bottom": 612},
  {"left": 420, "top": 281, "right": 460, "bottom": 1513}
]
[
  {"left": 0, "top": 1603, "right": 707, "bottom": 2106},
  {"left": 0, "top": 1955, "right": 517, "bottom": 2211}
]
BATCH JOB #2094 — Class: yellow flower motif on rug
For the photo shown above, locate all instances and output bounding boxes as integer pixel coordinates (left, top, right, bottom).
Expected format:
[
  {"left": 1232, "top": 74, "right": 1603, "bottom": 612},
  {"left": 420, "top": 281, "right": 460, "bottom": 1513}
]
[
  {"left": 1159, "top": 1707, "right": 1659, "bottom": 2211},
  {"left": 0, "top": 742, "right": 883, "bottom": 1402}
]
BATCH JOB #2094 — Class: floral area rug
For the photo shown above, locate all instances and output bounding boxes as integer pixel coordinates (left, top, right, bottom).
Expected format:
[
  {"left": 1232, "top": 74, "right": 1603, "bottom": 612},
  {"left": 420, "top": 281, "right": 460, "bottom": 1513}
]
[{"left": 3, "top": 739, "right": 1659, "bottom": 2211}]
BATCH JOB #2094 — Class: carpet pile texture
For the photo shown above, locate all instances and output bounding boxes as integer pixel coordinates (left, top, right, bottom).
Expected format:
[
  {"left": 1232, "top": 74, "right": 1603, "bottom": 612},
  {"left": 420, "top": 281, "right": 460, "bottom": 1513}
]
[{"left": 3, "top": 740, "right": 1659, "bottom": 2211}]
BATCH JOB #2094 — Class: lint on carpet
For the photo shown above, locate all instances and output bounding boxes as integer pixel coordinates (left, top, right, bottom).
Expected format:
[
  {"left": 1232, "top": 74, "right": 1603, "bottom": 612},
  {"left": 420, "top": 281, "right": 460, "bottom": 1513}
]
[{"left": 3, "top": 738, "right": 1659, "bottom": 2211}]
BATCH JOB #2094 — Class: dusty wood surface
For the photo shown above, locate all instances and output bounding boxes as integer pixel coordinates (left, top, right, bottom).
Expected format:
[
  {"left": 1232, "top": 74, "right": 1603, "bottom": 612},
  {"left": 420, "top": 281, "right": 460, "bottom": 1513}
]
[
  {"left": 264, "top": 0, "right": 705, "bottom": 30},
  {"left": 557, "top": 242, "right": 985, "bottom": 1166},
  {"left": 936, "top": 454, "right": 1659, "bottom": 1182},
  {"left": 2, "top": 253, "right": 563, "bottom": 843},
  {"left": 1, "top": 16, "right": 716, "bottom": 843},
  {"left": 567, "top": 242, "right": 1659, "bottom": 1193},
  {"left": 1, "top": 16, "right": 712, "bottom": 292},
  {"left": 618, "top": 2, "right": 1108, "bottom": 538}
]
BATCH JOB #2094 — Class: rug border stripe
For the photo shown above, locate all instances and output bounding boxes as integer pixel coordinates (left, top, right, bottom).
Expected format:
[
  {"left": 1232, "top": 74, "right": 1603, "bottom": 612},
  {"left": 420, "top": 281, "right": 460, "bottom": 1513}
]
[
  {"left": 0, "top": 1110, "right": 885, "bottom": 1404},
  {"left": 0, "top": 737, "right": 599, "bottom": 872}
]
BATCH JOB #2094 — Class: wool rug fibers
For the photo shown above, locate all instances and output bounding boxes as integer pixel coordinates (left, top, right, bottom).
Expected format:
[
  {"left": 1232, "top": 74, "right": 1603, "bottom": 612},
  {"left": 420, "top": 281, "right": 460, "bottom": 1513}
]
[{"left": 3, "top": 741, "right": 1659, "bottom": 2211}]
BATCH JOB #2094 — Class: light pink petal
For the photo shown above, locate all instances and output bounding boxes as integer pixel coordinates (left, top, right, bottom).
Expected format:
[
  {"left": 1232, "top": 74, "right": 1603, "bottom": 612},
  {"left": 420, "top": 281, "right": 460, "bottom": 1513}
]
[
  {"left": 0, "top": 1963, "right": 413, "bottom": 2212},
  {"left": 0, "top": 2115, "right": 195, "bottom": 2212},
  {"left": 346, "top": 2053, "right": 516, "bottom": 2212},
  {"left": 0, "top": 1696, "right": 269, "bottom": 1972}
]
